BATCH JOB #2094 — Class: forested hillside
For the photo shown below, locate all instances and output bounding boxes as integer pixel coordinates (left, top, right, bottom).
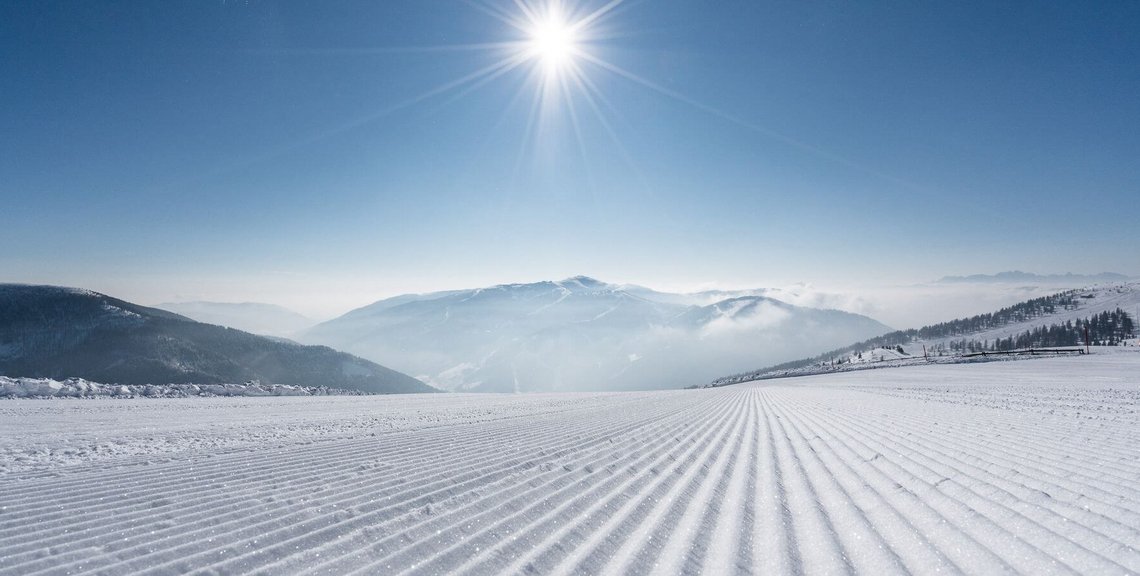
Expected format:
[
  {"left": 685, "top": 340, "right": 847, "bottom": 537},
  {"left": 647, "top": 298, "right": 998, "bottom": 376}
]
[
  {"left": 717, "top": 284, "right": 1138, "bottom": 383},
  {"left": 0, "top": 285, "right": 435, "bottom": 394}
]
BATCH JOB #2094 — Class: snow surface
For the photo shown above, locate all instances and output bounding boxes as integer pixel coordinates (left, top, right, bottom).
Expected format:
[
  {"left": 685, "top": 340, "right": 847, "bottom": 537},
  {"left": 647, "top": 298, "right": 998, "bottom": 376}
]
[
  {"left": 0, "top": 377, "right": 362, "bottom": 399},
  {"left": 1, "top": 352, "right": 1138, "bottom": 574}
]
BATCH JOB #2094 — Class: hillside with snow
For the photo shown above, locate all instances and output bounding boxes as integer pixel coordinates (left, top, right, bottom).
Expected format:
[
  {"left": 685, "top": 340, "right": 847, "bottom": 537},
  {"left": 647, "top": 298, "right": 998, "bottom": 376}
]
[
  {"left": 301, "top": 276, "right": 891, "bottom": 392},
  {"left": 910, "top": 283, "right": 1139, "bottom": 353},
  {"left": 0, "top": 285, "right": 434, "bottom": 394},
  {"left": 716, "top": 282, "right": 1139, "bottom": 384}
]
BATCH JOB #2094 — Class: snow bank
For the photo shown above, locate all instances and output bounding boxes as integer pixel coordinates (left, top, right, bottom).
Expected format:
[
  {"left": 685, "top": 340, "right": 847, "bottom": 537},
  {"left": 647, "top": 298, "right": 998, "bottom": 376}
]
[{"left": 0, "top": 376, "right": 363, "bottom": 398}]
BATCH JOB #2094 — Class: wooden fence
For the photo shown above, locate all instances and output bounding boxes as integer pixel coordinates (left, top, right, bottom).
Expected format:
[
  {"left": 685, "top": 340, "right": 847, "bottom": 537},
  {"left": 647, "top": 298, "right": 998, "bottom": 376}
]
[{"left": 960, "top": 347, "right": 1085, "bottom": 358}]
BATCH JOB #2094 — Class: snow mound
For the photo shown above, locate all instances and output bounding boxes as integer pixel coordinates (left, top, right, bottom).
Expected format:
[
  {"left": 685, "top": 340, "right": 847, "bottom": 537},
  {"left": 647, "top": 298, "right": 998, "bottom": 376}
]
[{"left": 0, "top": 376, "right": 363, "bottom": 398}]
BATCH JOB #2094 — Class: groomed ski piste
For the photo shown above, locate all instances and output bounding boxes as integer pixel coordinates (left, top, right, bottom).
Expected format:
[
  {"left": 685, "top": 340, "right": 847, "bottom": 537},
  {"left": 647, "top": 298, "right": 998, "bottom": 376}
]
[{"left": 2, "top": 351, "right": 1138, "bottom": 575}]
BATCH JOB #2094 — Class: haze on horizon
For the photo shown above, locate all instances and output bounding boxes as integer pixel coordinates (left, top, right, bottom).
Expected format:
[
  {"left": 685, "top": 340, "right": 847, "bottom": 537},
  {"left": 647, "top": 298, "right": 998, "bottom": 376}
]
[{"left": 3, "top": 1, "right": 1138, "bottom": 322}]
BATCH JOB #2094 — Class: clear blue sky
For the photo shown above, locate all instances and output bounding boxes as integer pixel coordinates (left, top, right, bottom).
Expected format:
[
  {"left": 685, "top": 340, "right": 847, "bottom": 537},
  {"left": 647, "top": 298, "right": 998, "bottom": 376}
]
[{"left": 2, "top": 1, "right": 1138, "bottom": 317}]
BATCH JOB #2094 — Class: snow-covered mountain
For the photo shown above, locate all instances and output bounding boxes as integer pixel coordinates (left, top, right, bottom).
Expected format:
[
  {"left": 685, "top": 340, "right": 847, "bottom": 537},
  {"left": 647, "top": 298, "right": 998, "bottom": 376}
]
[
  {"left": 155, "top": 301, "right": 314, "bottom": 338},
  {"left": 301, "top": 276, "right": 891, "bottom": 392},
  {"left": 0, "top": 284, "right": 435, "bottom": 394}
]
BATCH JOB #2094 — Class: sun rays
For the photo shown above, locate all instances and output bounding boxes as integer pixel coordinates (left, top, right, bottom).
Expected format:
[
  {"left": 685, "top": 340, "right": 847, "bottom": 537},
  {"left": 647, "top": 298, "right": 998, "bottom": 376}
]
[
  {"left": 476, "top": 0, "right": 624, "bottom": 149},
  {"left": 525, "top": 4, "right": 580, "bottom": 78},
  {"left": 203, "top": 0, "right": 921, "bottom": 198},
  {"left": 250, "top": 0, "right": 680, "bottom": 178}
]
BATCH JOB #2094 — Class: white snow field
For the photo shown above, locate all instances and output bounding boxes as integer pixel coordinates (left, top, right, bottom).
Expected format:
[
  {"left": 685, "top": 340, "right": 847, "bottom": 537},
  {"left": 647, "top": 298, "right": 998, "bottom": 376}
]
[{"left": 2, "top": 352, "right": 1138, "bottom": 575}]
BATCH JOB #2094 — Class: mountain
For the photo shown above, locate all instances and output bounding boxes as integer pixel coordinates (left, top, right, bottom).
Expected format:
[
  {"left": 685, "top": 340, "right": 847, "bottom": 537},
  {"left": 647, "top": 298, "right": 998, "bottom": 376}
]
[
  {"left": 935, "top": 271, "right": 1132, "bottom": 284},
  {"left": 301, "top": 276, "right": 891, "bottom": 392},
  {"left": 155, "top": 301, "right": 315, "bottom": 338},
  {"left": 0, "top": 284, "right": 435, "bottom": 394}
]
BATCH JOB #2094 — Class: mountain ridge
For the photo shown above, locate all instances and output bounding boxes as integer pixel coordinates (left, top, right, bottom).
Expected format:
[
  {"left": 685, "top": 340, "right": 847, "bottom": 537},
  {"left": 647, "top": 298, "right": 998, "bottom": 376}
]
[
  {"left": 301, "top": 276, "right": 891, "bottom": 392},
  {"left": 0, "top": 284, "right": 435, "bottom": 394}
]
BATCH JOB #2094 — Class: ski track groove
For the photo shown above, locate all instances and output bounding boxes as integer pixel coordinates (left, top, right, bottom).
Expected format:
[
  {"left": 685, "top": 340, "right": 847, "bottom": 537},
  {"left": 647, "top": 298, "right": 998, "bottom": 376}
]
[
  {"left": 754, "top": 390, "right": 799, "bottom": 575},
  {"left": 822, "top": 402, "right": 1140, "bottom": 555},
  {"left": 851, "top": 387, "right": 1140, "bottom": 480},
  {"left": 616, "top": 390, "right": 750, "bottom": 575},
  {"left": 761, "top": 391, "right": 854, "bottom": 575},
  {"left": 780, "top": 390, "right": 1032, "bottom": 574},
  {"left": 101, "top": 396, "right": 707, "bottom": 576},
  {"left": 252, "top": 393, "right": 730, "bottom": 575},
  {"left": 793, "top": 390, "right": 1140, "bottom": 540},
  {"left": 767, "top": 396, "right": 964, "bottom": 575},
  {"left": 763, "top": 396, "right": 909, "bottom": 575},
  {"left": 689, "top": 391, "right": 757, "bottom": 574},
  {"left": 843, "top": 398, "right": 1140, "bottom": 509},
  {"left": 803, "top": 408, "right": 1080, "bottom": 576},
  {"left": 333, "top": 391, "right": 740, "bottom": 576},
  {"left": 1, "top": 358, "right": 1138, "bottom": 575},
  {"left": 6, "top": 423, "right": 586, "bottom": 571},
  {"left": 837, "top": 391, "right": 1140, "bottom": 495},
  {"left": 0, "top": 407, "right": 601, "bottom": 529},
  {"left": 4, "top": 396, "right": 698, "bottom": 576},
  {"left": 0, "top": 397, "right": 653, "bottom": 514},
  {"left": 515, "top": 392, "right": 750, "bottom": 576},
  {"left": 783, "top": 394, "right": 1139, "bottom": 574},
  {"left": 442, "top": 393, "right": 739, "bottom": 576}
]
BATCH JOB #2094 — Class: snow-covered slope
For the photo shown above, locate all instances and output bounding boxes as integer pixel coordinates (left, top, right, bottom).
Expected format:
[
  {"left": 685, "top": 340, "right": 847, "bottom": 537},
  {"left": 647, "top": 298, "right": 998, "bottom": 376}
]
[
  {"left": 301, "top": 276, "right": 891, "bottom": 392},
  {"left": 905, "top": 282, "right": 1140, "bottom": 354},
  {"left": 2, "top": 351, "right": 1137, "bottom": 574},
  {"left": 727, "top": 282, "right": 1139, "bottom": 384}
]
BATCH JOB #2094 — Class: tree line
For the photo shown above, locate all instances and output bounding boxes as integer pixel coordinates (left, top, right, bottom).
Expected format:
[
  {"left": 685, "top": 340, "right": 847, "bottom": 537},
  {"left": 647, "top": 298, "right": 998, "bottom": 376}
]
[
  {"left": 711, "top": 288, "right": 1135, "bottom": 385},
  {"left": 932, "top": 308, "right": 1134, "bottom": 353},
  {"left": 914, "top": 291, "right": 1080, "bottom": 339}
]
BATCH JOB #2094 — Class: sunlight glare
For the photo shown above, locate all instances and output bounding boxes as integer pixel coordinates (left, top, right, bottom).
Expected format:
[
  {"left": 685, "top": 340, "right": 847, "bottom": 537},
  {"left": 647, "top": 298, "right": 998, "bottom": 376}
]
[{"left": 528, "top": 12, "right": 578, "bottom": 77}]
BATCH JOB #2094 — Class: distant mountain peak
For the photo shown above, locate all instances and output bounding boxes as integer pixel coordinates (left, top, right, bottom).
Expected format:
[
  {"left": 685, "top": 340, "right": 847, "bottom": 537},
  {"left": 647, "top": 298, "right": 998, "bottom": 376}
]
[
  {"left": 562, "top": 275, "right": 604, "bottom": 285},
  {"left": 556, "top": 275, "right": 612, "bottom": 292},
  {"left": 302, "top": 278, "right": 890, "bottom": 393}
]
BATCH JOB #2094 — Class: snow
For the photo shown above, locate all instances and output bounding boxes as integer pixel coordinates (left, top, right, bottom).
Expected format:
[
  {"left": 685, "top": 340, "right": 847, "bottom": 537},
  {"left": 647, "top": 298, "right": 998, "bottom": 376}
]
[
  {"left": 100, "top": 302, "right": 141, "bottom": 319},
  {"left": 0, "top": 377, "right": 362, "bottom": 399},
  {"left": 1, "top": 352, "right": 1138, "bottom": 574}
]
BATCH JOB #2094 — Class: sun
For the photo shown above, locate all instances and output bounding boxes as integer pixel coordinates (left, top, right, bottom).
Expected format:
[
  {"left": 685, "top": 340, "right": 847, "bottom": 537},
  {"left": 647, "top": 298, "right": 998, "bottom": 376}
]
[
  {"left": 526, "top": 10, "right": 579, "bottom": 77},
  {"left": 433, "top": 0, "right": 633, "bottom": 153}
]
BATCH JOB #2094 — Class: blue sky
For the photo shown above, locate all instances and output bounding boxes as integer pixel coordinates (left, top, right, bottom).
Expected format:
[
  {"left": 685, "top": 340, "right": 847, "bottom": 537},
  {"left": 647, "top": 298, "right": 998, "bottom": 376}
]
[{"left": 2, "top": 1, "right": 1138, "bottom": 317}]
